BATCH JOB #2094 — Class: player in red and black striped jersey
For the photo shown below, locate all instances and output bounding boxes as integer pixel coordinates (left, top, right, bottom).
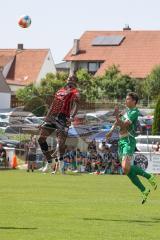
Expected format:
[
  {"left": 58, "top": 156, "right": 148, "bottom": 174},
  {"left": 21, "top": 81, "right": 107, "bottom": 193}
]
[{"left": 38, "top": 75, "right": 80, "bottom": 172}]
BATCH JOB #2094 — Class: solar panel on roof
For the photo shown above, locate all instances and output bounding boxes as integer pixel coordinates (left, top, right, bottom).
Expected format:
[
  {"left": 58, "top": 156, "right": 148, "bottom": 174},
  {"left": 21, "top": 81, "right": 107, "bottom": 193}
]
[{"left": 92, "top": 35, "right": 125, "bottom": 46}]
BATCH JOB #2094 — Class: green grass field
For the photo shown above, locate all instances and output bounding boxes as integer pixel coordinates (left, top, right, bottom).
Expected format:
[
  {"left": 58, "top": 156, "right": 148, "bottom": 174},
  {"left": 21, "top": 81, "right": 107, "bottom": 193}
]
[{"left": 0, "top": 170, "right": 159, "bottom": 240}]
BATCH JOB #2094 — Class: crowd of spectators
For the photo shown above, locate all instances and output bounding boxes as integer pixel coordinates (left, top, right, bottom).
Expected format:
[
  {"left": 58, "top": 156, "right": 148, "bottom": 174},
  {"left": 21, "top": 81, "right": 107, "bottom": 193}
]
[
  {"left": 0, "top": 135, "right": 123, "bottom": 174},
  {"left": 61, "top": 139, "right": 123, "bottom": 175}
]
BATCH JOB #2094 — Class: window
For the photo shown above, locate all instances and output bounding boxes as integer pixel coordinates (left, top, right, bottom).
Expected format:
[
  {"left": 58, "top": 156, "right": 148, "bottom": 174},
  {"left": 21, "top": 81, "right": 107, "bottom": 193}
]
[
  {"left": 148, "top": 138, "right": 155, "bottom": 144},
  {"left": 88, "top": 62, "right": 101, "bottom": 74}
]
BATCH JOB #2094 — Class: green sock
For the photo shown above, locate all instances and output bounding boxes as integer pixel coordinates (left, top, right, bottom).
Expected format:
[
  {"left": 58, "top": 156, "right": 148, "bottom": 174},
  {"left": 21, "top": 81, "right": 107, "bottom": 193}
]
[
  {"left": 131, "top": 165, "right": 151, "bottom": 179},
  {"left": 127, "top": 168, "right": 145, "bottom": 192}
]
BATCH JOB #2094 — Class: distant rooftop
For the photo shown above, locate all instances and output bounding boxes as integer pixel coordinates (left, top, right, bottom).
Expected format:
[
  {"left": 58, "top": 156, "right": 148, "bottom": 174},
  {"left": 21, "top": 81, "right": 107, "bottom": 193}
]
[{"left": 55, "top": 61, "right": 70, "bottom": 69}]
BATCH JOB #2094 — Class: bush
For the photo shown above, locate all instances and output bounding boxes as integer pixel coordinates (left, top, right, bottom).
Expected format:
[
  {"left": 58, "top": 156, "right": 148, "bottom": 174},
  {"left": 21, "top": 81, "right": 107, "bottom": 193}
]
[
  {"left": 24, "top": 97, "right": 47, "bottom": 116},
  {"left": 152, "top": 97, "right": 160, "bottom": 135}
]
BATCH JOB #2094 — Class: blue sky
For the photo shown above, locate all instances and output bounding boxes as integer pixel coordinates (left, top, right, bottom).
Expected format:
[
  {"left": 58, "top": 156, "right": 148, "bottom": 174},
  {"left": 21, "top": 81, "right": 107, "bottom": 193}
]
[{"left": 1, "top": 0, "right": 160, "bottom": 63}]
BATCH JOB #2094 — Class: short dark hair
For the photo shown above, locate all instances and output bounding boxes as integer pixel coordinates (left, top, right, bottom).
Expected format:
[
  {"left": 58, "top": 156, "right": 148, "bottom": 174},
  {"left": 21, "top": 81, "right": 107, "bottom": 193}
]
[{"left": 127, "top": 92, "right": 139, "bottom": 104}]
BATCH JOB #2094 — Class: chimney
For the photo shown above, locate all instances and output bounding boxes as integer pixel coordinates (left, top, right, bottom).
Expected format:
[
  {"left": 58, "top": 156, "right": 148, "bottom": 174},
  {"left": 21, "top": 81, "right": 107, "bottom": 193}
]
[
  {"left": 123, "top": 24, "right": 131, "bottom": 31},
  {"left": 71, "top": 39, "right": 79, "bottom": 55},
  {"left": 17, "top": 43, "right": 24, "bottom": 50}
]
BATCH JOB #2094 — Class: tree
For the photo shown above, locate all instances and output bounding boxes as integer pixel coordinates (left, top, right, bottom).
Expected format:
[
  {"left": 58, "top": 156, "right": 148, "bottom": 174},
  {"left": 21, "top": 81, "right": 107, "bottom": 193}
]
[
  {"left": 134, "top": 79, "right": 146, "bottom": 100},
  {"left": 16, "top": 84, "right": 38, "bottom": 102},
  {"left": 76, "top": 69, "right": 94, "bottom": 101},
  {"left": 39, "top": 73, "right": 65, "bottom": 102},
  {"left": 24, "top": 97, "right": 47, "bottom": 116},
  {"left": 152, "top": 97, "right": 160, "bottom": 135},
  {"left": 115, "top": 74, "right": 136, "bottom": 99},
  {"left": 101, "top": 65, "right": 136, "bottom": 100},
  {"left": 16, "top": 73, "right": 66, "bottom": 116},
  {"left": 145, "top": 65, "right": 160, "bottom": 100}
]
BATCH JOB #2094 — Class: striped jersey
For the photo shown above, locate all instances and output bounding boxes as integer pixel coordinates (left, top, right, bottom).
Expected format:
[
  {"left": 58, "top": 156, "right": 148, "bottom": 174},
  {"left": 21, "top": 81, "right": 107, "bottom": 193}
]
[{"left": 46, "top": 86, "right": 79, "bottom": 119}]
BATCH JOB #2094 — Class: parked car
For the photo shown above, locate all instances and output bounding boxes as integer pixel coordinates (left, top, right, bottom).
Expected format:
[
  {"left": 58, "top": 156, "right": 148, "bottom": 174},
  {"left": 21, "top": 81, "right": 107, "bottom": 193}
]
[
  {"left": 0, "top": 108, "right": 44, "bottom": 134},
  {"left": 0, "top": 136, "right": 20, "bottom": 148},
  {"left": 86, "top": 110, "right": 115, "bottom": 123},
  {"left": 0, "top": 113, "right": 9, "bottom": 122},
  {"left": 0, "top": 108, "right": 34, "bottom": 124},
  {"left": 139, "top": 108, "right": 154, "bottom": 117},
  {"left": 25, "top": 116, "right": 43, "bottom": 125},
  {"left": 136, "top": 135, "right": 160, "bottom": 152},
  {"left": 0, "top": 121, "right": 9, "bottom": 130},
  {"left": 4, "top": 124, "right": 39, "bottom": 134},
  {"left": 73, "top": 110, "right": 114, "bottom": 126},
  {"left": 138, "top": 116, "right": 153, "bottom": 135}
]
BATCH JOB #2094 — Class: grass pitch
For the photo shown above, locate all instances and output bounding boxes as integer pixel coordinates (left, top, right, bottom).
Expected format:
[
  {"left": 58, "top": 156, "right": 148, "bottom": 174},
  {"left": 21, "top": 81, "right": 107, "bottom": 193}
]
[{"left": 0, "top": 170, "right": 159, "bottom": 240}]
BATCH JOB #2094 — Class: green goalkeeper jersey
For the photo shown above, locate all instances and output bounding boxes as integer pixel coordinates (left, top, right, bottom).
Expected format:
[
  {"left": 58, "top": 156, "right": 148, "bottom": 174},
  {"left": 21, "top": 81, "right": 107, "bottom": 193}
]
[{"left": 121, "top": 107, "right": 139, "bottom": 138}]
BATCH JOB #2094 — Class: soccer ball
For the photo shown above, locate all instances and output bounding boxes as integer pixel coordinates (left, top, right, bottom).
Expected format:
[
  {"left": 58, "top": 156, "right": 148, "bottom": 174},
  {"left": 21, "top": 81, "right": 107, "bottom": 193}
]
[{"left": 18, "top": 15, "right": 31, "bottom": 28}]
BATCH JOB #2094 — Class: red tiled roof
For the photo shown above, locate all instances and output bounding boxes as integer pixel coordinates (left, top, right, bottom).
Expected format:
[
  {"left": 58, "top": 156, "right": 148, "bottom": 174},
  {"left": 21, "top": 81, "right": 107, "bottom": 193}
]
[
  {"left": 0, "top": 49, "right": 49, "bottom": 85},
  {"left": 64, "top": 30, "right": 160, "bottom": 78},
  {"left": 0, "top": 55, "right": 15, "bottom": 67}
]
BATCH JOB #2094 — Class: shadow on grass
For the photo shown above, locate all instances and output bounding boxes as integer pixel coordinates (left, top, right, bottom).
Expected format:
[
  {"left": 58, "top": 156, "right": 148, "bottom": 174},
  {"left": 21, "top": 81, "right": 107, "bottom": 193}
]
[
  {"left": 83, "top": 218, "right": 160, "bottom": 224},
  {"left": 0, "top": 227, "right": 37, "bottom": 230}
]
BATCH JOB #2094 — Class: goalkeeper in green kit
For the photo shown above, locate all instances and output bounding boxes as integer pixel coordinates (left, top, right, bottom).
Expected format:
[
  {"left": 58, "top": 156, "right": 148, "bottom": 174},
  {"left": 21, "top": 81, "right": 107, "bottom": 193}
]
[{"left": 106, "top": 92, "right": 157, "bottom": 204}]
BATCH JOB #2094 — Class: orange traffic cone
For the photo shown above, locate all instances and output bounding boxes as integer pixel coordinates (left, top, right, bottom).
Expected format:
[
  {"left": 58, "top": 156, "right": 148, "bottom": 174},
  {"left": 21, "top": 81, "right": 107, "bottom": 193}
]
[{"left": 12, "top": 154, "right": 18, "bottom": 169}]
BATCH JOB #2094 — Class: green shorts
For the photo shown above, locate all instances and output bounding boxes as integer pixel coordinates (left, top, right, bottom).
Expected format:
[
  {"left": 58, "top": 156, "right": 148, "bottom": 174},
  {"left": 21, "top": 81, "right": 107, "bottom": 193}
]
[{"left": 118, "top": 136, "right": 136, "bottom": 161}]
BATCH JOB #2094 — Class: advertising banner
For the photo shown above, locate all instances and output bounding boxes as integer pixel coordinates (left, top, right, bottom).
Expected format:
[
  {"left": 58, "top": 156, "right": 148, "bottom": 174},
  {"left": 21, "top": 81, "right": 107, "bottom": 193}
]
[{"left": 134, "top": 152, "right": 160, "bottom": 173}]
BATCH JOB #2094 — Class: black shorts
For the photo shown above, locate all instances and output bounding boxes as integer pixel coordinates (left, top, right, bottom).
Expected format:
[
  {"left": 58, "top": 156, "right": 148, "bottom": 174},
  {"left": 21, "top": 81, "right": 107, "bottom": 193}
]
[{"left": 28, "top": 153, "right": 36, "bottom": 162}]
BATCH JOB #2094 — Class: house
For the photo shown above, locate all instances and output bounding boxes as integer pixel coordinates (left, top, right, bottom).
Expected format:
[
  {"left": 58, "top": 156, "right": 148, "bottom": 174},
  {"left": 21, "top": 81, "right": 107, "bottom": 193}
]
[
  {"left": 0, "top": 44, "right": 56, "bottom": 107},
  {"left": 0, "top": 67, "right": 11, "bottom": 109},
  {"left": 64, "top": 26, "right": 160, "bottom": 78}
]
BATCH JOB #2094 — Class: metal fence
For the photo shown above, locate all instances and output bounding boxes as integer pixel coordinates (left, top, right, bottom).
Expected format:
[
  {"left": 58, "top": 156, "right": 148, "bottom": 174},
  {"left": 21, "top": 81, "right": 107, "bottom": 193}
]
[{"left": 11, "top": 97, "right": 156, "bottom": 112}]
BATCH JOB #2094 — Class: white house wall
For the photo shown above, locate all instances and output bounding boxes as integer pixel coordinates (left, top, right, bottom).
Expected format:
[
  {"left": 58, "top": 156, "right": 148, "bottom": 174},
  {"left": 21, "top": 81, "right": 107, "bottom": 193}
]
[
  {"left": 8, "top": 85, "right": 25, "bottom": 92},
  {"left": 36, "top": 50, "right": 56, "bottom": 85},
  {"left": 0, "top": 93, "right": 11, "bottom": 108}
]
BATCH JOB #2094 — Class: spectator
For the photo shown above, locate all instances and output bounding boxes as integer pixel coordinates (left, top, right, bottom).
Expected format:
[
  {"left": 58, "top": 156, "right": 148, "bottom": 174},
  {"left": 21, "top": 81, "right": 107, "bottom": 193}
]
[
  {"left": 70, "top": 146, "right": 77, "bottom": 170},
  {"left": 76, "top": 148, "right": 83, "bottom": 172},
  {"left": 104, "top": 148, "right": 112, "bottom": 174},
  {"left": 26, "top": 136, "right": 38, "bottom": 172},
  {"left": 98, "top": 140, "right": 108, "bottom": 152},
  {"left": 88, "top": 139, "right": 97, "bottom": 153},
  {"left": 112, "top": 158, "right": 123, "bottom": 175},
  {"left": 153, "top": 142, "right": 160, "bottom": 153},
  {"left": 0, "top": 143, "right": 7, "bottom": 168}
]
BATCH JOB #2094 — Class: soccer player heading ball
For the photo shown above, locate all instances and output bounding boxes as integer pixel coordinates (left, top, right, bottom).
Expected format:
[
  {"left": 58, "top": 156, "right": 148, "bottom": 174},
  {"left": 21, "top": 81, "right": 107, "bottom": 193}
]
[
  {"left": 106, "top": 92, "right": 157, "bottom": 204},
  {"left": 38, "top": 75, "right": 80, "bottom": 174}
]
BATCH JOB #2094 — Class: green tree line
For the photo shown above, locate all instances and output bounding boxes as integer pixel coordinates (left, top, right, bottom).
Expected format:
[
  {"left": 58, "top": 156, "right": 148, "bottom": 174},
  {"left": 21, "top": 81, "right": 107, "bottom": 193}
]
[{"left": 16, "top": 64, "right": 160, "bottom": 115}]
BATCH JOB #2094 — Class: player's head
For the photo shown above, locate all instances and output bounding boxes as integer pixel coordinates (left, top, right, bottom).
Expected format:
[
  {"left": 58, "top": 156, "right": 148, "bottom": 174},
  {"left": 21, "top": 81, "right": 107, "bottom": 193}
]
[
  {"left": 126, "top": 92, "right": 139, "bottom": 107},
  {"left": 66, "top": 75, "right": 77, "bottom": 88}
]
